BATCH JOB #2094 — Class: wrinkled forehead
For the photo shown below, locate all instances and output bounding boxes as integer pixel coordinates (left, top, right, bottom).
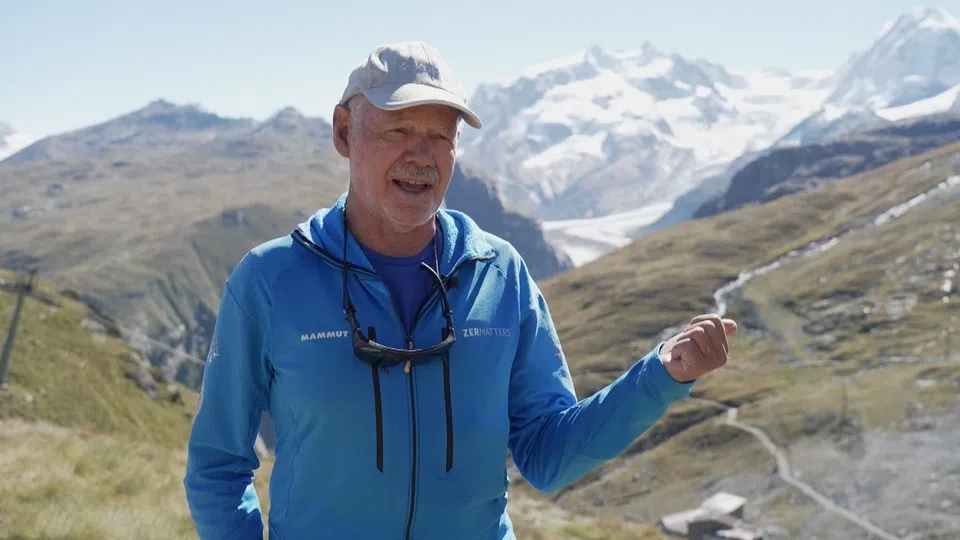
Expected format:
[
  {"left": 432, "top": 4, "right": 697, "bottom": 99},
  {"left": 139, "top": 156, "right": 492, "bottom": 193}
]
[{"left": 369, "top": 102, "right": 461, "bottom": 130}]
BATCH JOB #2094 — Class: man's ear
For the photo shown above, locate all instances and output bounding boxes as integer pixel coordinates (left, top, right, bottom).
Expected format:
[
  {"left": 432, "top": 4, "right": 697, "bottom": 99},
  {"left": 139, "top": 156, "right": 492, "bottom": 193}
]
[{"left": 332, "top": 104, "right": 351, "bottom": 158}]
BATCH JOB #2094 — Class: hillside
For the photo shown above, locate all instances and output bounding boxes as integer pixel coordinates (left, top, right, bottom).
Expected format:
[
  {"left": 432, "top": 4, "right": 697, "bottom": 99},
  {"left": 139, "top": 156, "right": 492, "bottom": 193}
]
[
  {"left": 695, "top": 111, "right": 960, "bottom": 219},
  {"left": 444, "top": 163, "right": 572, "bottom": 280},
  {"left": 535, "top": 141, "right": 960, "bottom": 537},
  {"left": 0, "top": 270, "right": 214, "bottom": 538},
  {"left": 0, "top": 143, "right": 339, "bottom": 374}
]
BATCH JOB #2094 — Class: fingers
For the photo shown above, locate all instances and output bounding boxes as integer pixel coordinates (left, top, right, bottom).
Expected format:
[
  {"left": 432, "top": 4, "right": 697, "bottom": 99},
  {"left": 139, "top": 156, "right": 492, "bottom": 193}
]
[
  {"left": 723, "top": 319, "right": 739, "bottom": 335},
  {"left": 683, "top": 325, "right": 713, "bottom": 361},
  {"left": 691, "top": 314, "right": 738, "bottom": 335},
  {"left": 689, "top": 314, "right": 730, "bottom": 358}
]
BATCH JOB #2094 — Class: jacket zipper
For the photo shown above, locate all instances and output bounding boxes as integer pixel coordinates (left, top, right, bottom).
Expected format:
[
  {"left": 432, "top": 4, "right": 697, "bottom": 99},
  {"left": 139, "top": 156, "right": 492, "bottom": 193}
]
[
  {"left": 292, "top": 228, "right": 493, "bottom": 539},
  {"left": 404, "top": 335, "right": 418, "bottom": 540},
  {"left": 399, "top": 256, "right": 491, "bottom": 540}
]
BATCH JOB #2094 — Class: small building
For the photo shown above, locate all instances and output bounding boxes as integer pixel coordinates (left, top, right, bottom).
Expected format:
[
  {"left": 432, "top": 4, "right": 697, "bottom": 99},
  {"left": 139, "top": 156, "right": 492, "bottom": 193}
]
[
  {"left": 700, "top": 492, "right": 747, "bottom": 519},
  {"left": 660, "top": 492, "right": 763, "bottom": 540}
]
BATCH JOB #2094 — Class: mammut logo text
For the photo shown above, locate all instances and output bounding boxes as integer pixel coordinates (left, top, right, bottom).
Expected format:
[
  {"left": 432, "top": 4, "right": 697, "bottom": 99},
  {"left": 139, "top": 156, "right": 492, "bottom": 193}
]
[
  {"left": 462, "top": 327, "right": 511, "bottom": 338},
  {"left": 302, "top": 330, "right": 349, "bottom": 341}
]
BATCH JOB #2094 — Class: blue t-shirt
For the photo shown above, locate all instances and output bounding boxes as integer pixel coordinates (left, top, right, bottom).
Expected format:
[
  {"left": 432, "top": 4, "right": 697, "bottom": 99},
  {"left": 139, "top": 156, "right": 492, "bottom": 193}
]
[{"left": 358, "top": 237, "right": 440, "bottom": 336}]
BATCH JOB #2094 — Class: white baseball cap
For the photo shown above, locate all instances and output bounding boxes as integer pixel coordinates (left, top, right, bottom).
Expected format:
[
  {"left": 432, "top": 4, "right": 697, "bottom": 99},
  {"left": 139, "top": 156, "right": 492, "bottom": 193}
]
[{"left": 339, "top": 41, "right": 483, "bottom": 129}]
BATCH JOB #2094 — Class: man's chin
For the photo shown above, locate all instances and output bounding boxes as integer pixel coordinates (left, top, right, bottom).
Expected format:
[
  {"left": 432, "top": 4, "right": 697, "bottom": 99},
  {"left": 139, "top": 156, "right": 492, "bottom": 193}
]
[{"left": 383, "top": 205, "right": 440, "bottom": 233}]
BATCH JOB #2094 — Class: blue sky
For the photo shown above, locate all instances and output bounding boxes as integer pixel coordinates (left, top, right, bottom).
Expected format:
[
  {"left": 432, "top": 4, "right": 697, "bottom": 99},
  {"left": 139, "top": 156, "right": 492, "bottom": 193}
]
[{"left": 3, "top": 0, "right": 958, "bottom": 136}]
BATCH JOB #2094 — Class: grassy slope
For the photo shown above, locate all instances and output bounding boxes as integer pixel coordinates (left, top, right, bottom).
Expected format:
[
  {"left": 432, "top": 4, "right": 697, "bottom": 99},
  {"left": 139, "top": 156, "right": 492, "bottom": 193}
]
[
  {"left": 537, "top": 143, "right": 960, "bottom": 535},
  {"left": 0, "top": 269, "right": 207, "bottom": 538}
]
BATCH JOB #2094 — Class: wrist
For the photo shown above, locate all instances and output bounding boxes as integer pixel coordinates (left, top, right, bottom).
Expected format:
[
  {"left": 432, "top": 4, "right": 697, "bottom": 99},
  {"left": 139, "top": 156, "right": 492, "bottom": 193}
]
[{"left": 658, "top": 346, "right": 696, "bottom": 383}]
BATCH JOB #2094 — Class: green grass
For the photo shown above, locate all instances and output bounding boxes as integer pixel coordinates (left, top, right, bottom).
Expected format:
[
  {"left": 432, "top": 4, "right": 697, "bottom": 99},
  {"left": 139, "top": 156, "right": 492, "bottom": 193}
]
[
  {"left": 0, "top": 270, "right": 196, "bottom": 447},
  {"left": 543, "top": 142, "right": 960, "bottom": 398},
  {"left": 0, "top": 272, "right": 222, "bottom": 538}
]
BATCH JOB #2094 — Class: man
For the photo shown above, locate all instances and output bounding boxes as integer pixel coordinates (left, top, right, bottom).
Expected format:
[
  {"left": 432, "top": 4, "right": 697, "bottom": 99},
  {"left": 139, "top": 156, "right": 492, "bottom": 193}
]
[{"left": 183, "top": 41, "right": 737, "bottom": 539}]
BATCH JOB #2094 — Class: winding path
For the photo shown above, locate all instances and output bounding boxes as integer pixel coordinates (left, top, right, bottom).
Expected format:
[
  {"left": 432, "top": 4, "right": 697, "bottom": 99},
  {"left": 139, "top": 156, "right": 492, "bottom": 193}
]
[
  {"left": 688, "top": 398, "right": 903, "bottom": 540},
  {"left": 674, "top": 173, "right": 960, "bottom": 539}
]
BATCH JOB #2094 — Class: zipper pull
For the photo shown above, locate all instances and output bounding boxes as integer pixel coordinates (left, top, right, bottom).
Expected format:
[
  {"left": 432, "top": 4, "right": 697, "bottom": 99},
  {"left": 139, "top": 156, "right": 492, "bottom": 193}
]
[{"left": 404, "top": 337, "right": 414, "bottom": 373}]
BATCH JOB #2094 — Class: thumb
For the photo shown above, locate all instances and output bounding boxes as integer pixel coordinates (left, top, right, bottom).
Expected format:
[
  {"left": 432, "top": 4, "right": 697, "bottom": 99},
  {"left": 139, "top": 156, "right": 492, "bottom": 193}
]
[{"left": 723, "top": 319, "right": 738, "bottom": 335}]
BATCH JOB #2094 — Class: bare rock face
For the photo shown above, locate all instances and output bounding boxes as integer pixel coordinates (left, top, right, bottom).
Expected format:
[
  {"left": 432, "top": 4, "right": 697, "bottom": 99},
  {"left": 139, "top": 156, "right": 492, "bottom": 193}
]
[
  {"left": 696, "top": 112, "right": 960, "bottom": 219},
  {"left": 444, "top": 163, "right": 572, "bottom": 281}
]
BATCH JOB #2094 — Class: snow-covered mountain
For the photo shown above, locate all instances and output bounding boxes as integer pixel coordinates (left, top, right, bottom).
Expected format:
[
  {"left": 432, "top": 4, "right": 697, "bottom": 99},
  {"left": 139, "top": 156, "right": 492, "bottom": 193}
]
[
  {"left": 458, "top": 6, "right": 960, "bottom": 266},
  {"left": 827, "top": 7, "right": 960, "bottom": 111},
  {"left": 0, "top": 123, "right": 39, "bottom": 161},
  {"left": 774, "top": 105, "right": 890, "bottom": 147},
  {"left": 459, "top": 44, "right": 832, "bottom": 221},
  {"left": 777, "top": 7, "right": 960, "bottom": 147}
]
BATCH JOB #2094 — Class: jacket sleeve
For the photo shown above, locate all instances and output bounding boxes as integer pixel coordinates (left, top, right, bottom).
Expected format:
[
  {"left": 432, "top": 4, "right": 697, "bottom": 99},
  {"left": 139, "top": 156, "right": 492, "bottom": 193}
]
[
  {"left": 507, "top": 258, "right": 694, "bottom": 493},
  {"left": 183, "top": 257, "right": 273, "bottom": 539}
]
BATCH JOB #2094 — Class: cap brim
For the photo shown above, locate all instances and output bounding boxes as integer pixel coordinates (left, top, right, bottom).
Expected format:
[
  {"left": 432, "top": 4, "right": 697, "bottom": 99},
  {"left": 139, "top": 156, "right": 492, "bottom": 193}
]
[{"left": 362, "top": 83, "right": 482, "bottom": 129}]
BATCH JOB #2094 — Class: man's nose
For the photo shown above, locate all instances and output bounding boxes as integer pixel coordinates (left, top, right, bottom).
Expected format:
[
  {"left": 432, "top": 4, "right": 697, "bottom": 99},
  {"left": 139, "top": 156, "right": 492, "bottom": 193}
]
[{"left": 403, "top": 135, "right": 433, "bottom": 167}]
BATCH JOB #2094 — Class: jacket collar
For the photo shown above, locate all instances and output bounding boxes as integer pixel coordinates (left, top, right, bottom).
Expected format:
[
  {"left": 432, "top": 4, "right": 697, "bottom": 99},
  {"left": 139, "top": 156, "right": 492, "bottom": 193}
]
[{"left": 293, "top": 192, "right": 496, "bottom": 275}]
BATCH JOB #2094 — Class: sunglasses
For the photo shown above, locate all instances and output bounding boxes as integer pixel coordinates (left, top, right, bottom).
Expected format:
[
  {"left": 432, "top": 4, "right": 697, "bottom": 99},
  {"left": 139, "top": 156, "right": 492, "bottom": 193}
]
[{"left": 341, "top": 219, "right": 456, "bottom": 371}]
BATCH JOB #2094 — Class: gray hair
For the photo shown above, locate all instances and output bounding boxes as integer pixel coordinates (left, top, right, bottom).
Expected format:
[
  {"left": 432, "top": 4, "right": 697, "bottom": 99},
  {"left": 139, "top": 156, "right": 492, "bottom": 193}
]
[{"left": 345, "top": 94, "right": 368, "bottom": 134}]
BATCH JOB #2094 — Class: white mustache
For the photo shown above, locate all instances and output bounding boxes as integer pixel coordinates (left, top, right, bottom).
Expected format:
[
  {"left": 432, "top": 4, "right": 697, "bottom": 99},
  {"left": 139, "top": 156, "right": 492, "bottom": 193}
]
[{"left": 390, "top": 164, "right": 439, "bottom": 183}]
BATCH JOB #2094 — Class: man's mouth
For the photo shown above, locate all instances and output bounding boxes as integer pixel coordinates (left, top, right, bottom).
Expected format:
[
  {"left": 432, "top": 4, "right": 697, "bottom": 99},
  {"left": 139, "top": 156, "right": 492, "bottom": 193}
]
[{"left": 393, "top": 178, "right": 432, "bottom": 194}]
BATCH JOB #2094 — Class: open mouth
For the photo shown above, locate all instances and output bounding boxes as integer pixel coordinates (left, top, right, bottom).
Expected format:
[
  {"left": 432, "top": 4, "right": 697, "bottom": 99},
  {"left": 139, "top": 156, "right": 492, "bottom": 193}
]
[{"left": 393, "top": 178, "right": 432, "bottom": 194}]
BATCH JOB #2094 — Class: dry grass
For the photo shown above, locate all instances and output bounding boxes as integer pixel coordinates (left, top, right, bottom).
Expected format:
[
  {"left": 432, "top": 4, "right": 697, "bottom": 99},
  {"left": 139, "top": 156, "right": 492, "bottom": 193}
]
[
  {"left": 0, "top": 420, "right": 199, "bottom": 539},
  {"left": 543, "top": 142, "right": 960, "bottom": 398},
  {"left": 528, "top": 142, "right": 960, "bottom": 535},
  {"left": 0, "top": 421, "right": 659, "bottom": 540},
  {"left": 507, "top": 480, "right": 667, "bottom": 540}
]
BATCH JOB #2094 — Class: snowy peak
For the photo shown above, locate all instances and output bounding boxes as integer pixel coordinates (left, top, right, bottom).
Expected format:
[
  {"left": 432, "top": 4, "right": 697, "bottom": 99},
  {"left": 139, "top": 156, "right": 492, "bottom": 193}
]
[
  {"left": 898, "top": 6, "right": 960, "bottom": 30},
  {"left": 827, "top": 7, "right": 960, "bottom": 109},
  {"left": 459, "top": 43, "right": 831, "bottom": 219}
]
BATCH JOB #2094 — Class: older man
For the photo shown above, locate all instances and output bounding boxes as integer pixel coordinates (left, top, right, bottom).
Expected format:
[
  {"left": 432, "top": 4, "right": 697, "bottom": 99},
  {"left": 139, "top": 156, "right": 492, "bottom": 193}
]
[{"left": 183, "top": 41, "right": 737, "bottom": 539}]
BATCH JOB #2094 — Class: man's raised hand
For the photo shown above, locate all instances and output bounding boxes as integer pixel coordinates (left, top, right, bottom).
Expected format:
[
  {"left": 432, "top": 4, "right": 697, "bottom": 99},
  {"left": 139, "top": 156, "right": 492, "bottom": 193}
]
[{"left": 659, "top": 314, "right": 738, "bottom": 383}]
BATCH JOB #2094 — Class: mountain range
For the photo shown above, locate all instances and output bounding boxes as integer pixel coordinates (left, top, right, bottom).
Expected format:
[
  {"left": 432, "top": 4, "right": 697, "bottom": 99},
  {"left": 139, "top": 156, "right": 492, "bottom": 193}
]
[
  {"left": 459, "top": 6, "right": 960, "bottom": 263},
  {"left": 6, "top": 7, "right": 960, "bottom": 271}
]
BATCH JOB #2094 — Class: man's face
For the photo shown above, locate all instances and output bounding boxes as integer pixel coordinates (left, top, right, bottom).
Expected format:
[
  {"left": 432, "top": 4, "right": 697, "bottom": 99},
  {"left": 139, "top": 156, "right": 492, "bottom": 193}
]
[{"left": 334, "top": 97, "right": 460, "bottom": 233}]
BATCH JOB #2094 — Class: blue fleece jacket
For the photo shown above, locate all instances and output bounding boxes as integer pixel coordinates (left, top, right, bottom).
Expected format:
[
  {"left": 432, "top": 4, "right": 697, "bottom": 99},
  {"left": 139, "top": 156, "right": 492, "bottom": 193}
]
[{"left": 183, "top": 193, "right": 694, "bottom": 539}]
